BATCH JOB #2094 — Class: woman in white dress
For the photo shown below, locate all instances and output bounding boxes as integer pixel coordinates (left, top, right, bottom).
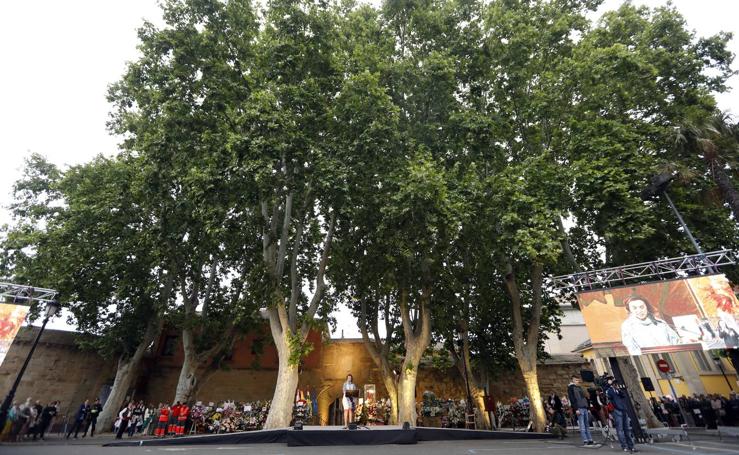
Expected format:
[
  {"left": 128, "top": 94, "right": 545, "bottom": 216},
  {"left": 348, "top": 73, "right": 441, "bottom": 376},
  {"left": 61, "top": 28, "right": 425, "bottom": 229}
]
[{"left": 342, "top": 374, "right": 356, "bottom": 428}]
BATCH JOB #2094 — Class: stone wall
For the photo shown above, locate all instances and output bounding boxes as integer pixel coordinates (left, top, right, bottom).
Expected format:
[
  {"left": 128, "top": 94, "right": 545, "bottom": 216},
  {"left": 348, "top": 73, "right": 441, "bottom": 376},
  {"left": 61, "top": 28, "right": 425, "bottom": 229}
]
[
  {"left": 1, "top": 329, "right": 591, "bottom": 424},
  {"left": 149, "top": 337, "right": 589, "bottom": 421},
  {"left": 487, "top": 359, "right": 593, "bottom": 402},
  {"left": 0, "top": 327, "right": 115, "bottom": 419}
]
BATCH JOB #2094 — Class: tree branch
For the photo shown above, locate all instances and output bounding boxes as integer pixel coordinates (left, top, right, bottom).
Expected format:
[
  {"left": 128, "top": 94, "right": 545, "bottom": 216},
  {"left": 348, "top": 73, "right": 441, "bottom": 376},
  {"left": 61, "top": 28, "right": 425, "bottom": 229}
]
[
  {"left": 503, "top": 260, "right": 525, "bottom": 356},
  {"left": 301, "top": 210, "right": 336, "bottom": 335},
  {"left": 275, "top": 191, "right": 294, "bottom": 279},
  {"left": 399, "top": 287, "right": 414, "bottom": 344},
  {"left": 201, "top": 258, "right": 220, "bottom": 317},
  {"left": 288, "top": 213, "right": 307, "bottom": 330}
]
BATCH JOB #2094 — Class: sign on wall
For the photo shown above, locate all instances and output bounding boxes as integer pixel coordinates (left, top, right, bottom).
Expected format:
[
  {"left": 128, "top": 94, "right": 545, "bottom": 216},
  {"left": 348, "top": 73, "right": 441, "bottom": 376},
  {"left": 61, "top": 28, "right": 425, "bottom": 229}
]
[
  {"left": 0, "top": 303, "right": 30, "bottom": 367},
  {"left": 576, "top": 274, "right": 739, "bottom": 356}
]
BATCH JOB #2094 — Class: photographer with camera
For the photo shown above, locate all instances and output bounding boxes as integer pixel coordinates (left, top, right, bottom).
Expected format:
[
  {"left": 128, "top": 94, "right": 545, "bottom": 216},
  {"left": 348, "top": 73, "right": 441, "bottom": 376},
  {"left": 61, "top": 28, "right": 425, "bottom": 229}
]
[{"left": 606, "top": 376, "right": 638, "bottom": 453}]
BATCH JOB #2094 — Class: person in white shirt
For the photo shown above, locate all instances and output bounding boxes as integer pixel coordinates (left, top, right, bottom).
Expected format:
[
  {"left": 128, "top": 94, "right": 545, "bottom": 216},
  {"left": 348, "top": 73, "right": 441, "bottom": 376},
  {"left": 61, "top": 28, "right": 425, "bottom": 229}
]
[
  {"left": 342, "top": 374, "right": 357, "bottom": 428},
  {"left": 621, "top": 296, "right": 681, "bottom": 355}
]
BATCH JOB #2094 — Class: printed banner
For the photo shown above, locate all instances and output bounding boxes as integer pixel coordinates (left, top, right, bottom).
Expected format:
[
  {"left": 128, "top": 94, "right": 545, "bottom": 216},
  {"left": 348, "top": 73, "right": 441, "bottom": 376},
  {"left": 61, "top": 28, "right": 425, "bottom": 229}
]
[
  {"left": 0, "top": 303, "right": 30, "bottom": 367},
  {"left": 577, "top": 274, "right": 739, "bottom": 356}
]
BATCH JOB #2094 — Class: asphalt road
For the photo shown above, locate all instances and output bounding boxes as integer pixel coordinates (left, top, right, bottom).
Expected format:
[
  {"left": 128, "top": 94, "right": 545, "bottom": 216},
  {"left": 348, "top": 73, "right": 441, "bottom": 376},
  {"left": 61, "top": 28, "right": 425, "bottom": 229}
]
[{"left": 1, "top": 438, "right": 738, "bottom": 455}]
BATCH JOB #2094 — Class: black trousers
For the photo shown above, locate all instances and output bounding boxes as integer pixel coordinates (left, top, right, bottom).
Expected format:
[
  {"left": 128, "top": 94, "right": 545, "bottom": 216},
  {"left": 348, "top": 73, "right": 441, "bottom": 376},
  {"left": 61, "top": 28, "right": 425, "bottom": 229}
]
[
  {"left": 38, "top": 417, "right": 52, "bottom": 439},
  {"left": 83, "top": 418, "right": 97, "bottom": 437},
  {"left": 115, "top": 420, "right": 129, "bottom": 439},
  {"left": 66, "top": 419, "right": 84, "bottom": 438}
]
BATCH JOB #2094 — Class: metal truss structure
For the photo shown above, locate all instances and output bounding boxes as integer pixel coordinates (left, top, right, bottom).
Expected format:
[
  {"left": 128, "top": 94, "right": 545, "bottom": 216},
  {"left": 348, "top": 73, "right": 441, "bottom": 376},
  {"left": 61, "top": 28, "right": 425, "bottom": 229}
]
[
  {"left": 552, "top": 250, "right": 736, "bottom": 292},
  {"left": 0, "top": 282, "right": 58, "bottom": 304}
]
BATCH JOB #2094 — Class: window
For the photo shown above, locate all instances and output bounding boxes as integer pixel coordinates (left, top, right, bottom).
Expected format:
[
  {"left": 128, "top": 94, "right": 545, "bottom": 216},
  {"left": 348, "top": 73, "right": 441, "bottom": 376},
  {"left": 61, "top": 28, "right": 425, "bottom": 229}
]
[
  {"left": 691, "top": 351, "right": 714, "bottom": 372},
  {"left": 162, "top": 336, "right": 178, "bottom": 356}
]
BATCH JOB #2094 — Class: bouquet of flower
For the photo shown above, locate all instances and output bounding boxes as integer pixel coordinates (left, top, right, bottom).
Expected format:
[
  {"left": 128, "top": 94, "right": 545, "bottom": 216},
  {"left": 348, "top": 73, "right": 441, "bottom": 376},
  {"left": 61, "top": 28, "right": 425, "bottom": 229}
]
[{"left": 447, "top": 400, "right": 465, "bottom": 427}]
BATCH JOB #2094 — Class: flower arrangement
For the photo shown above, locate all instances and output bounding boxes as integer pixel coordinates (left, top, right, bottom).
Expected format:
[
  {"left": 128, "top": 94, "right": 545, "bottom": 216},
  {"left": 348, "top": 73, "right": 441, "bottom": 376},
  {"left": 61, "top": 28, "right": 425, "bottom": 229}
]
[
  {"left": 496, "top": 397, "right": 530, "bottom": 428},
  {"left": 188, "top": 400, "right": 271, "bottom": 434}
]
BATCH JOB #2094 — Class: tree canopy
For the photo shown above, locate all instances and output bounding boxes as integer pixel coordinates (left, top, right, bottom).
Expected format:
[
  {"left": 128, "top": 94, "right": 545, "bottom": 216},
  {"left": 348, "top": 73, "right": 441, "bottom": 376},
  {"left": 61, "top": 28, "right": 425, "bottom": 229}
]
[{"left": 2, "top": 0, "right": 736, "bottom": 429}]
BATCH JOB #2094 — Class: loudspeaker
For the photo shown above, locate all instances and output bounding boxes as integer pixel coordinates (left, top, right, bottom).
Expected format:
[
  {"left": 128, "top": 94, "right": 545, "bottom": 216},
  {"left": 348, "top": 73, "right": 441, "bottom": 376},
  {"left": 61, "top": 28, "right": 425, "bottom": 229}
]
[
  {"left": 580, "top": 370, "right": 595, "bottom": 382},
  {"left": 402, "top": 421, "right": 411, "bottom": 430},
  {"left": 641, "top": 377, "right": 655, "bottom": 392},
  {"left": 348, "top": 423, "right": 357, "bottom": 430}
]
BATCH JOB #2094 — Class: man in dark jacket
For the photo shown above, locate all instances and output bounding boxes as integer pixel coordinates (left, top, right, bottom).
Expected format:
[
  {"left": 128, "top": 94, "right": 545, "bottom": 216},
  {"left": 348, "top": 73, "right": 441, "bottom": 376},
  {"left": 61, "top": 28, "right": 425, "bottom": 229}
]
[
  {"left": 66, "top": 400, "right": 90, "bottom": 439},
  {"left": 37, "top": 401, "right": 58, "bottom": 440},
  {"left": 568, "top": 375, "right": 595, "bottom": 446},
  {"left": 82, "top": 398, "right": 103, "bottom": 437},
  {"left": 606, "top": 377, "right": 638, "bottom": 453},
  {"left": 727, "top": 392, "right": 739, "bottom": 426}
]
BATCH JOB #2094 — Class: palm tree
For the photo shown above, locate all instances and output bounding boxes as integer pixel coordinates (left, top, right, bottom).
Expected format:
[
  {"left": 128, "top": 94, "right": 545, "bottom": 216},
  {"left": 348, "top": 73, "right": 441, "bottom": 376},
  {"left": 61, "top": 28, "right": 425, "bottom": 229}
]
[{"left": 675, "top": 111, "right": 739, "bottom": 219}]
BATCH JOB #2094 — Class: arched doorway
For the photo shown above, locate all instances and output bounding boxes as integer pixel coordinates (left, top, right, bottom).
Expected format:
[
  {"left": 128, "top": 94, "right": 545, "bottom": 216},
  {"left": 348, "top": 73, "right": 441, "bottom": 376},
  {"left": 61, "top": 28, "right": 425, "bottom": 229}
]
[{"left": 327, "top": 397, "right": 343, "bottom": 426}]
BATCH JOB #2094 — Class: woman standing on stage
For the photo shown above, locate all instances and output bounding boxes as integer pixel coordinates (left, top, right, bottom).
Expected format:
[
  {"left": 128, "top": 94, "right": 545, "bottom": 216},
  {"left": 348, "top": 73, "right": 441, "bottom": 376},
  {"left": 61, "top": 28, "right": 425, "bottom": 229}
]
[{"left": 342, "top": 374, "right": 356, "bottom": 428}]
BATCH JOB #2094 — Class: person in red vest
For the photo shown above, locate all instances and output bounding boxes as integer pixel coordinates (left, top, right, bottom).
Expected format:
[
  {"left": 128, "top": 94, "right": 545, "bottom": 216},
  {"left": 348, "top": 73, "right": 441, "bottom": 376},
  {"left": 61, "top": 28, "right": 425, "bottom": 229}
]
[
  {"left": 168, "top": 402, "right": 181, "bottom": 435},
  {"left": 177, "top": 403, "right": 190, "bottom": 436},
  {"left": 155, "top": 404, "right": 169, "bottom": 438}
]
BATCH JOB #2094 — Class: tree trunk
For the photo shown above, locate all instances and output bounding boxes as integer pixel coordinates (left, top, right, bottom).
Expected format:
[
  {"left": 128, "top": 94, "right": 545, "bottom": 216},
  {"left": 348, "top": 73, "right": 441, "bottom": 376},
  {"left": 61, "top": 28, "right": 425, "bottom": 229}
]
[
  {"left": 504, "top": 261, "right": 546, "bottom": 432},
  {"left": 397, "top": 365, "right": 418, "bottom": 426},
  {"left": 521, "top": 367, "right": 546, "bottom": 432},
  {"left": 396, "top": 289, "right": 432, "bottom": 427},
  {"left": 362, "top": 341, "right": 398, "bottom": 425},
  {"left": 616, "top": 357, "right": 663, "bottom": 429},
  {"left": 264, "top": 334, "right": 300, "bottom": 429},
  {"left": 173, "top": 324, "right": 235, "bottom": 404},
  {"left": 173, "top": 350, "right": 199, "bottom": 404},
  {"left": 97, "top": 355, "right": 138, "bottom": 432},
  {"left": 97, "top": 318, "right": 161, "bottom": 431},
  {"left": 387, "top": 381, "right": 399, "bottom": 425},
  {"left": 359, "top": 299, "right": 399, "bottom": 424},
  {"left": 173, "top": 326, "right": 200, "bottom": 404},
  {"left": 455, "top": 324, "right": 491, "bottom": 429},
  {"left": 470, "top": 382, "right": 490, "bottom": 430}
]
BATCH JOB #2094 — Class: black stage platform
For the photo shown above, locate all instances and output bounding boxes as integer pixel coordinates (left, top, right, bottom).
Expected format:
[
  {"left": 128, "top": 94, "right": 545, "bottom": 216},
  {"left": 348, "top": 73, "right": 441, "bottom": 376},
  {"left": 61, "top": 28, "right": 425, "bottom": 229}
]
[{"left": 104, "top": 426, "right": 554, "bottom": 447}]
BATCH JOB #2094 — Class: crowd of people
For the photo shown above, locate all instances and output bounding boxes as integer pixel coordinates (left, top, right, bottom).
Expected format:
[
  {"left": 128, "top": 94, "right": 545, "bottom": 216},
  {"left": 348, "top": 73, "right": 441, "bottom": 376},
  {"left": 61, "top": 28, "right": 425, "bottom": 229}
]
[
  {"left": 0, "top": 397, "right": 273, "bottom": 442},
  {"left": 546, "top": 386, "right": 739, "bottom": 431},
  {"left": 5, "top": 382, "right": 739, "bottom": 444},
  {"left": 545, "top": 375, "right": 642, "bottom": 451},
  {"left": 649, "top": 393, "right": 739, "bottom": 428},
  {"left": 112, "top": 400, "right": 273, "bottom": 438},
  {"left": 1, "top": 398, "right": 60, "bottom": 442},
  {"left": 544, "top": 375, "right": 739, "bottom": 451}
]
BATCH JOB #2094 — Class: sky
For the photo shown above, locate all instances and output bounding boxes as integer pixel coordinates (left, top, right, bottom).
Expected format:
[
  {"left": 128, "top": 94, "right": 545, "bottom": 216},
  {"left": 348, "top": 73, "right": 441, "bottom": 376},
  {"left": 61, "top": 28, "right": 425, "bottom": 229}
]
[{"left": 1, "top": 0, "right": 738, "bottom": 334}]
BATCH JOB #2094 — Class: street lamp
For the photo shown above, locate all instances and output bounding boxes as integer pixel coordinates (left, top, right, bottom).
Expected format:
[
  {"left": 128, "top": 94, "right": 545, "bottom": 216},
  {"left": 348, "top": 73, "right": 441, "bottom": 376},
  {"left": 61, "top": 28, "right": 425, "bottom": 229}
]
[
  {"left": 712, "top": 355, "right": 735, "bottom": 392},
  {"left": 0, "top": 296, "right": 61, "bottom": 430}
]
